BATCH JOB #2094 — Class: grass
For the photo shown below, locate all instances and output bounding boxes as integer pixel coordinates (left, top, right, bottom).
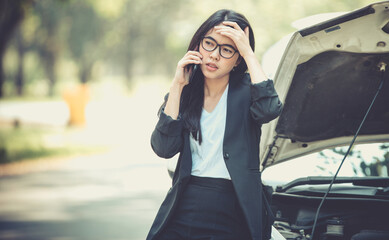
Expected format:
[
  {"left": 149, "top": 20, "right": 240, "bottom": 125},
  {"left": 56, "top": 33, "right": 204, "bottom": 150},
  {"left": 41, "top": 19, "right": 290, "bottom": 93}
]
[{"left": 0, "top": 124, "right": 108, "bottom": 164}]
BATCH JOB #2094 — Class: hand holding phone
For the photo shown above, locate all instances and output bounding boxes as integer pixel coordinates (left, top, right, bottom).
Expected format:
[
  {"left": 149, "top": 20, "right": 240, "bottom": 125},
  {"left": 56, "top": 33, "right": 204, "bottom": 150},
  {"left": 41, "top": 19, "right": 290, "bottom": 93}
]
[{"left": 175, "top": 51, "right": 202, "bottom": 86}]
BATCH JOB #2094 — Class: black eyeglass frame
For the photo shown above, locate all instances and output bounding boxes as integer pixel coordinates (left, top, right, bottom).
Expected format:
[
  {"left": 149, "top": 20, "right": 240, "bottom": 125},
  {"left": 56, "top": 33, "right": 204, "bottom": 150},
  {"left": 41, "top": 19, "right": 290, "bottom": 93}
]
[{"left": 200, "top": 36, "right": 239, "bottom": 59}]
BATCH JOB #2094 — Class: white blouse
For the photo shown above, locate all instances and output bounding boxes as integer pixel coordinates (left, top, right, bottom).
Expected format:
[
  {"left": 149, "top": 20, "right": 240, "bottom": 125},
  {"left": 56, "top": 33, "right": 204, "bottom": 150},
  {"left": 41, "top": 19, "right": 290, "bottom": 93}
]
[{"left": 190, "top": 84, "right": 231, "bottom": 180}]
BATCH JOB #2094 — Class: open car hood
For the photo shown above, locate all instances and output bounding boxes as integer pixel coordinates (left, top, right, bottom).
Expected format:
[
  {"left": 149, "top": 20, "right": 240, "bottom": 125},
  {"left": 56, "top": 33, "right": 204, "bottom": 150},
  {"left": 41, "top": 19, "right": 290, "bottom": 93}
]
[{"left": 260, "top": 1, "right": 389, "bottom": 169}]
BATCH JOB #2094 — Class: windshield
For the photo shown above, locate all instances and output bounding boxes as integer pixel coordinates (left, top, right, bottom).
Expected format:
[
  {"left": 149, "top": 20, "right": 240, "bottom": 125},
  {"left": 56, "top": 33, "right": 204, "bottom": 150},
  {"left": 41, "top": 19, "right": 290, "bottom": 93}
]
[{"left": 262, "top": 142, "right": 389, "bottom": 187}]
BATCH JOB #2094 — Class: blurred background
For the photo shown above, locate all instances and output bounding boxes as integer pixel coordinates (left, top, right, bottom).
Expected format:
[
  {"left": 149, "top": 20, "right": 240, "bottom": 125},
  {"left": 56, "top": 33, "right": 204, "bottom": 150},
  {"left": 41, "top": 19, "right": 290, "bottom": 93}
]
[{"left": 0, "top": 0, "right": 378, "bottom": 239}]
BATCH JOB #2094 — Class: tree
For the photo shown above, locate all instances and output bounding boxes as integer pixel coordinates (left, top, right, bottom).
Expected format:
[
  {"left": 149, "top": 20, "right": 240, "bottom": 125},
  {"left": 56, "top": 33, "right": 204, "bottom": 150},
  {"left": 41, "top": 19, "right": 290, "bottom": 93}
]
[
  {"left": 14, "top": 28, "right": 26, "bottom": 96},
  {"left": 66, "top": 1, "right": 103, "bottom": 83},
  {"left": 0, "top": 0, "right": 28, "bottom": 98},
  {"left": 33, "top": 0, "right": 67, "bottom": 96},
  {"left": 99, "top": 0, "right": 183, "bottom": 87}
]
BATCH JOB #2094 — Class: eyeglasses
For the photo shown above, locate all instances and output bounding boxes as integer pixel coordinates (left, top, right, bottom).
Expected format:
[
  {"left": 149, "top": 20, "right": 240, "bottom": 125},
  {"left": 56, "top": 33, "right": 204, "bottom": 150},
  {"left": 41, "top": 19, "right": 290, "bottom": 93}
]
[{"left": 200, "top": 37, "right": 238, "bottom": 59}]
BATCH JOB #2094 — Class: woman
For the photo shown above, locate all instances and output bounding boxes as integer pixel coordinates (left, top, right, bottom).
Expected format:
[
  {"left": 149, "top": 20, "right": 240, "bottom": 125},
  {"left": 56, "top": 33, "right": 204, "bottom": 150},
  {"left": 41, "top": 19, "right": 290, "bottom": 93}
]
[{"left": 148, "top": 9, "right": 283, "bottom": 240}]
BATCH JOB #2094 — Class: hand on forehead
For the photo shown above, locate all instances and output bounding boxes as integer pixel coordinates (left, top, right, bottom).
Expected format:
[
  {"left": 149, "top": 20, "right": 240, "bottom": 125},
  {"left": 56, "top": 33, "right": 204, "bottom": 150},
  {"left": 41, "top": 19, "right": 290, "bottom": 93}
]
[{"left": 203, "top": 24, "right": 237, "bottom": 47}]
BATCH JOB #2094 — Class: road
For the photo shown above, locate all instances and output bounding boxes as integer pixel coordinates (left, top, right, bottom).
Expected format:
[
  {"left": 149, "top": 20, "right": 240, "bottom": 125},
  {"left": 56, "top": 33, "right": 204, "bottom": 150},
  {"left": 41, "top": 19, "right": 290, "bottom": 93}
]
[{"left": 0, "top": 149, "right": 172, "bottom": 240}]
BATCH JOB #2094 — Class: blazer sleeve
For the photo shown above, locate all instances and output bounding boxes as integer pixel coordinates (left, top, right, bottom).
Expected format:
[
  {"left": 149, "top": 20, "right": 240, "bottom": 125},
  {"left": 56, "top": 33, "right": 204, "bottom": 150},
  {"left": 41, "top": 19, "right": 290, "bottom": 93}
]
[
  {"left": 250, "top": 79, "right": 283, "bottom": 124},
  {"left": 150, "top": 108, "right": 184, "bottom": 159}
]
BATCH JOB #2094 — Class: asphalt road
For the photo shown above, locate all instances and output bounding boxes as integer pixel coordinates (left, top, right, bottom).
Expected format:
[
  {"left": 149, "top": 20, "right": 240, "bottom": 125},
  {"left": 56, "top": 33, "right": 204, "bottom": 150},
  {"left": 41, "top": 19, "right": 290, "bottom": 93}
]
[{"left": 0, "top": 149, "right": 172, "bottom": 240}]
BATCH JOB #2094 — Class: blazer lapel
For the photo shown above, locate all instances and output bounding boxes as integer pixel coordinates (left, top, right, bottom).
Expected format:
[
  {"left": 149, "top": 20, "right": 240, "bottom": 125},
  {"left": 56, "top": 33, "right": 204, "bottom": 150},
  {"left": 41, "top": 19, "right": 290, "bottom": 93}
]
[{"left": 223, "top": 73, "right": 246, "bottom": 147}]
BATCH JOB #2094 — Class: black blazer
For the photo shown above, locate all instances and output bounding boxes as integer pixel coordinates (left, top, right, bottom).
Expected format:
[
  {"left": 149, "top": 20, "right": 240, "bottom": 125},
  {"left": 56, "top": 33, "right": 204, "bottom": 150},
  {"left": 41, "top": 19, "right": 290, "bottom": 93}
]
[{"left": 147, "top": 73, "right": 282, "bottom": 240}]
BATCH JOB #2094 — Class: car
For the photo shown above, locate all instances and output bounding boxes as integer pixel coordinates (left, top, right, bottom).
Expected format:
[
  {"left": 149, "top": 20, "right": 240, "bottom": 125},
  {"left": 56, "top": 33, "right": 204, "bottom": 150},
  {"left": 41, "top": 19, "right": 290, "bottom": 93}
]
[{"left": 260, "top": 1, "right": 389, "bottom": 239}]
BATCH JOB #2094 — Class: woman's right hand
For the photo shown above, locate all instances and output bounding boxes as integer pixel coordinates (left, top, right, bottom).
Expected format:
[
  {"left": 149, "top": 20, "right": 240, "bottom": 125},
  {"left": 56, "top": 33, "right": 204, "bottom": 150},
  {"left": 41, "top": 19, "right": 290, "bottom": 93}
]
[
  {"left": 165, "top": 51, "right": 202, "bottom": 119},
  {"left": 173, "top": 51, "right": 203, "bottom": 86}
]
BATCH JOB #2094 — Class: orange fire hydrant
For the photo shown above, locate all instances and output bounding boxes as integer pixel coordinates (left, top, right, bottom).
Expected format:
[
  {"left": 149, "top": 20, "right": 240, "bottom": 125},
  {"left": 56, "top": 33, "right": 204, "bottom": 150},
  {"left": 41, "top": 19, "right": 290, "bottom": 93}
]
[{"left": 63, "top": 84, "right": 90, "bottom": 127}]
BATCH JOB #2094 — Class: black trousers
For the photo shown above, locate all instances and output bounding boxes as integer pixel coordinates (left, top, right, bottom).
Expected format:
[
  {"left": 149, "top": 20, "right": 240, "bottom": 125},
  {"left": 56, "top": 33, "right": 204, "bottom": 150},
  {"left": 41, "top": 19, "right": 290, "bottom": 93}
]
[{"left": 157, "top": 176, "right": 252, "bottom": 240}]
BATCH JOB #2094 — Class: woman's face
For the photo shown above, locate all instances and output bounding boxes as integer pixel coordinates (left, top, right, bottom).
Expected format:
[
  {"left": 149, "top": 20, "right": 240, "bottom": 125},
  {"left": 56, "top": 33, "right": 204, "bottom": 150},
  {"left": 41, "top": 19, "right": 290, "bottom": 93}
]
[{"left": 199, "top": 24, "right": 240, "bottom": 82}]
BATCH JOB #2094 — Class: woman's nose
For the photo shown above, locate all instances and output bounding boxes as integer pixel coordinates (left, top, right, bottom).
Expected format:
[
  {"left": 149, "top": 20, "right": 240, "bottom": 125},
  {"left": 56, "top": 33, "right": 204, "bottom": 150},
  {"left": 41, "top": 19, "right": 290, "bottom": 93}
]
[{"left": 210, "top": 46, "right": 220, "bottom": 60}]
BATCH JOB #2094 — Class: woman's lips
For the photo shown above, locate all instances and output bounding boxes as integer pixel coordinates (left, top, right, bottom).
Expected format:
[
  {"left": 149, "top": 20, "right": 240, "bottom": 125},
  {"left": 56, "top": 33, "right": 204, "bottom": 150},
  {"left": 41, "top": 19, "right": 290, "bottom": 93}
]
[{"left": 206, "top": 63, "right": 218, "bottom": 71}]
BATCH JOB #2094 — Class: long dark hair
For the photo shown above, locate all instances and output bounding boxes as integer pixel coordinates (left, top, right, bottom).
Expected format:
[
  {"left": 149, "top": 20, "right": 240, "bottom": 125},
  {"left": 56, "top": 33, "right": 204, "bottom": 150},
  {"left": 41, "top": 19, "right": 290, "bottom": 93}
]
[{"left": 162, "top": 9, "right": 255, "bottom": 144}]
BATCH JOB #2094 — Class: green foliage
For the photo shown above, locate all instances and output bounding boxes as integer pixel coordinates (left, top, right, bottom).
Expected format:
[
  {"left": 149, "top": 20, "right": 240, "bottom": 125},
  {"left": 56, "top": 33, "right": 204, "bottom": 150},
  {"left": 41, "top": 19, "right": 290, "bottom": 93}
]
[
  {"left": 1, "top": 0, "right": 382, "bottom": 96},
  {"left": 67, "top": 2, "right": 102, "bottom": 61}
]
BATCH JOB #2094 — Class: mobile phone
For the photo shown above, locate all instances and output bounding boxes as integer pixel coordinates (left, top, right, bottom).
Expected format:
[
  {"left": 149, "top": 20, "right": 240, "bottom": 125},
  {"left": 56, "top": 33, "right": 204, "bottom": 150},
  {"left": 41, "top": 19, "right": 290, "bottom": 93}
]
[{"left": 189, "top": 64, "right": 198, "bottom": 83}]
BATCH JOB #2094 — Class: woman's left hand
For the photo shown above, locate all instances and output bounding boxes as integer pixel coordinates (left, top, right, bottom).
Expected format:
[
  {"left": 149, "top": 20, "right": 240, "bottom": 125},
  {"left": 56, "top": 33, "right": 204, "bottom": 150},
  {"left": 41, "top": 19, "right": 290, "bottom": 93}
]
[{"left": 214, "top": 21, "right": 253, "bottom": 58}]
